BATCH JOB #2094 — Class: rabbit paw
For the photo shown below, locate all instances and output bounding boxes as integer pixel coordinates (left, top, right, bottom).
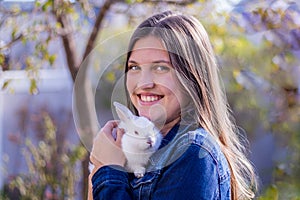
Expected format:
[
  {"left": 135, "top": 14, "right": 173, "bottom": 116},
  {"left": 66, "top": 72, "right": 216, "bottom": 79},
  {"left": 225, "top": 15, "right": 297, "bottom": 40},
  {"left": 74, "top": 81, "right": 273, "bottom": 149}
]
[{"left": 134, "top": 167, "right": 145, "bottom": 178}]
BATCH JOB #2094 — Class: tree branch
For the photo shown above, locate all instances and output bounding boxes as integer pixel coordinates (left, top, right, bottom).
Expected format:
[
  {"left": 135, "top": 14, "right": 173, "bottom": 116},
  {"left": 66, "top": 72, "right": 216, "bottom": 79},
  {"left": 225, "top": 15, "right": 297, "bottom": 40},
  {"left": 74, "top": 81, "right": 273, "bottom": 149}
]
[
  {"left": 82, "top": 0, "right": 115, "bottom": 62},
  {"left": 0, "top": 34, "right": 23, "bottom": 51},
  {"left": 0, "top": 23, "right": 54, "bottom": 51},
  {"left": 56, "top": 14, "right": 80, "bottom": 81}
]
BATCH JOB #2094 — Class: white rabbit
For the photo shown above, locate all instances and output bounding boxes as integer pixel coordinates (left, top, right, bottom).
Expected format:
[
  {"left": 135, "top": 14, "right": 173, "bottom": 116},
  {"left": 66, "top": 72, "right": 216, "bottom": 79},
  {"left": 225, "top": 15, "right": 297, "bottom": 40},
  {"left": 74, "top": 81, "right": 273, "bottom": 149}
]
[{"left": 113, "top": 102, "right": 162, "bottom": 178}]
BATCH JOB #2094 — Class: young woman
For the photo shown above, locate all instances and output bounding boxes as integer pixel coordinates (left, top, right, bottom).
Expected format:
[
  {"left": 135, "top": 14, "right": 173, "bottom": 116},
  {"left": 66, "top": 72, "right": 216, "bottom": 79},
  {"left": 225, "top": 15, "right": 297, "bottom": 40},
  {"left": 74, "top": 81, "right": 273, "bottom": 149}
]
[{"left": 89, "top": 11, "right": 257, "bottom": 199}]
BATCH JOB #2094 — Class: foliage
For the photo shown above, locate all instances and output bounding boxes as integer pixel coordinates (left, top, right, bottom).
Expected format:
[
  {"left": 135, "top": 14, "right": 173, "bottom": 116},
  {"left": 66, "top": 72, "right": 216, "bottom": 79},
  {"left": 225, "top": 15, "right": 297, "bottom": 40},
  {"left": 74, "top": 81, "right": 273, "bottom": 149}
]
[
  {"left": 5, "top": 111, "right": 87, "bottom": 199},
  {"left": 225, "top": 1, "right": 300, "bottom": 198}
]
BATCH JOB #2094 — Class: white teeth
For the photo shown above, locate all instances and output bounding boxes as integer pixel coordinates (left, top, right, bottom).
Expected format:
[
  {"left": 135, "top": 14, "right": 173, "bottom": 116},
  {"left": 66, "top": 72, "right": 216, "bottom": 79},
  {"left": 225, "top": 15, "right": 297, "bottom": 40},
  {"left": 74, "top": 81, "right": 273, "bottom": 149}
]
[
  {"left": 147, "top": 96, "right": 151, "bottom": 102},
  {"left": 141, "top": 95, "right": 159, "bottom": 102}
]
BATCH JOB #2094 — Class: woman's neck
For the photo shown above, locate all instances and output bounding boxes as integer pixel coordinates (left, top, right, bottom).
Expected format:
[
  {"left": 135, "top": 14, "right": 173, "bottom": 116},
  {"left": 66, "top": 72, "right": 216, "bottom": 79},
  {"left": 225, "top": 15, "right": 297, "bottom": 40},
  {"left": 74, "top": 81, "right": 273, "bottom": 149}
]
[{"left": 158, "top": 116, "right": 181, "bottom": 137}]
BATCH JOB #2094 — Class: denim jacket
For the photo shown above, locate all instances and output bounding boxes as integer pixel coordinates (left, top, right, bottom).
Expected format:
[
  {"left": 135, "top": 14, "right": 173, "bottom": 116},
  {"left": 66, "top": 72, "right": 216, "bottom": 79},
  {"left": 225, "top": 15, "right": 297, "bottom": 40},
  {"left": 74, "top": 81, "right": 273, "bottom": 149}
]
[{"left": 92, "top": 124, "right": 231, "bottom": 200}]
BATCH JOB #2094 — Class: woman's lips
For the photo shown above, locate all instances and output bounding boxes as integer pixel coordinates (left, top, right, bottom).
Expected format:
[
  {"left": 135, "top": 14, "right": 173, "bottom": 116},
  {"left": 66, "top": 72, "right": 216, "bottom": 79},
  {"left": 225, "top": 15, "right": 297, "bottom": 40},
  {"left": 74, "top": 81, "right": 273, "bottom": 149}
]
[{"left": 137, "top": 94, "right": 163, "bottom": 103}]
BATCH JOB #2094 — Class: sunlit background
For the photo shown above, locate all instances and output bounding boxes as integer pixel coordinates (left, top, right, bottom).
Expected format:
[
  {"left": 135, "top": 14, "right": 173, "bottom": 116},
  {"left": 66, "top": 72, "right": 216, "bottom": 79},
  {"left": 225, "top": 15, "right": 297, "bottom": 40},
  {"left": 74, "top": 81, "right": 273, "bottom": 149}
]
[{"left": 0, "top": 0, "right": 299, "bottom": 199}]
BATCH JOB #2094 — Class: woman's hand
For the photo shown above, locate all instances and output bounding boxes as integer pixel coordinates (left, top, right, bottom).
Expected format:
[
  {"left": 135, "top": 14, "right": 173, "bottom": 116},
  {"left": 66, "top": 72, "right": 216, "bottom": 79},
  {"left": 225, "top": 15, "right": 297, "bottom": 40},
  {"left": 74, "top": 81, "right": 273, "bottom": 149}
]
[{"left": 90, "top": 120, "right": 126, "bottom": 170}]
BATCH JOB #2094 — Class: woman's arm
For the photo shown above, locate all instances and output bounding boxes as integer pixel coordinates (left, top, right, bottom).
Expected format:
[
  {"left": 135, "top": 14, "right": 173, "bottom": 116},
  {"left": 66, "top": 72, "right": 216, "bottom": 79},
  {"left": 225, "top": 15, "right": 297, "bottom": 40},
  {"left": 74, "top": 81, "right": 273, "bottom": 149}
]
[
  {"left": 88, "top": 120, "right": 133, "bottom": 200},
  {"left": 91, "top": 166, "right": 133, "bottom": 200}
]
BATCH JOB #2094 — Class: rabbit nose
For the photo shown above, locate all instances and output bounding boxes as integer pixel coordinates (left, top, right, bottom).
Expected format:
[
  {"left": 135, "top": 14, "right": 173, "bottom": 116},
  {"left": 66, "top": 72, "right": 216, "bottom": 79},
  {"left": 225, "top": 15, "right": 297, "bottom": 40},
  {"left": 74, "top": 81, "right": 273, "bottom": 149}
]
[{"left": 147, "top": 137, "right": 153, "bottom": 147}]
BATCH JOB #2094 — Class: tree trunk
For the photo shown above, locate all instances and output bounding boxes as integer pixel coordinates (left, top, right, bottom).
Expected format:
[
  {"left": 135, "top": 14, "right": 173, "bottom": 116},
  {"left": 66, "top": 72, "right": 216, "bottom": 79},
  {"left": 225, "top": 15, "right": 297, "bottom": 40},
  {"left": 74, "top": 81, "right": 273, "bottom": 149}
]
[{"left": 58, "top": 0, "right": 115, "bottom": 199}]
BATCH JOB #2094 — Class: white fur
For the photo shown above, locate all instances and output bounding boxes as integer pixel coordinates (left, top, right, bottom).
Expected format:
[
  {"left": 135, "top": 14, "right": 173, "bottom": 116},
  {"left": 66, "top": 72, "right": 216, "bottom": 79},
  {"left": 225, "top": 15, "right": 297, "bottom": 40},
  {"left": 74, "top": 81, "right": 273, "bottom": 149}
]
[{"left": 113, "top": 102, "right": 162, "bottom": 178}]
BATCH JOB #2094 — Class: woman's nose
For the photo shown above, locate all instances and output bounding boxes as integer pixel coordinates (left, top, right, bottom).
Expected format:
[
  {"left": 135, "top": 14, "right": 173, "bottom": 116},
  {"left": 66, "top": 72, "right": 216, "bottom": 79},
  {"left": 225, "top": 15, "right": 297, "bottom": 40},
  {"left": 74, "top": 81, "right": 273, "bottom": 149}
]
[{"left": 137, "top": 71, "right": 155, "bottom": 89}]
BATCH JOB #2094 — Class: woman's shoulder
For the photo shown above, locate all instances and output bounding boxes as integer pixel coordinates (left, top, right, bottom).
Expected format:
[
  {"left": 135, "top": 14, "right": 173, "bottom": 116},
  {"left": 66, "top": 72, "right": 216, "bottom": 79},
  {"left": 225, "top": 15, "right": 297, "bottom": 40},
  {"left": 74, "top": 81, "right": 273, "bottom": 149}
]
[
  {"left": 151, "top": 127, "right": 230, "bottom": 177},
  {"left": 186, "top": 128, "right": 220, "bottom": 157},
  {"left": 176, "top": 128, "right": 226, "bottom": 162},
  {"left": 173, "top": 128, "right": 230, "bottom": 180},
  {"left": 174, "top": 127, "right": 222, "bottom": 156}
]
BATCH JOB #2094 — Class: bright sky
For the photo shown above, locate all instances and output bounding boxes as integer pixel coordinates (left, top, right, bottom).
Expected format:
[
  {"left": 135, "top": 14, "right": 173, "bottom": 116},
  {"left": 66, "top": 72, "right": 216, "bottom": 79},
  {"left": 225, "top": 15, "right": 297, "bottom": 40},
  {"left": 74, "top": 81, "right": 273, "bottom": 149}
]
[{"left": 215, "top": 0, "right": 242, "bottom": 11}]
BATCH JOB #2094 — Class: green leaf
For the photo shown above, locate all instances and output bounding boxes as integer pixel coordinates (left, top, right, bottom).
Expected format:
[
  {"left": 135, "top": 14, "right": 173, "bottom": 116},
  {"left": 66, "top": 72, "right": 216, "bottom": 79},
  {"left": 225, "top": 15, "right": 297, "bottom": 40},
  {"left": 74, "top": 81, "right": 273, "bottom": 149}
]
[
  {"left": 29, "top": 79, "right": 39, "bottom": 95},
  {"left": 105, "top": 71, "right": 116, "bottom": 83},
  {"left": 21, "top": 36, "right": 27, "bottom": 45},
  {"left": 125, "top": 0, "right": 135, "bottom": 4},
  {"left": 1, "top": 80, "right": 11, "bottom": 90},
  {"left": 55, "top": 22, "right": 62, "bottom": 29},
  {"left": 11, "top": 28, "right": 17, "bottom": 40},
  {"left": 35, "top": 1, "right": 41, "bottom": 7},
  {"left": 42, "top": 0, "right": 53, "bottom": 12},
  {"left": 258, "top": 185, "right": 278, "bottom": 200},
  {"left": 48, "top": 55, "right": 56, "bottom": 65},
  {"left": 0, "top": 54, "right": 4, "bottom": 65}
]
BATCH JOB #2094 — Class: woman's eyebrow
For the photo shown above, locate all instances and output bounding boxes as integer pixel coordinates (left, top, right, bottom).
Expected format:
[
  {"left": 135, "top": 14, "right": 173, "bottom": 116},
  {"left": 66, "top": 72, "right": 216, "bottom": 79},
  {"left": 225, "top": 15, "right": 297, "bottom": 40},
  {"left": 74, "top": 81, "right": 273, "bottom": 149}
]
[
  {"left": 128, "top": 60, "right": 170, "bottom": 64},
  {"left": 128, "top": 60, "right": 138, "bottom": 64},
  {"left": 152, "top": 60, "right": 171, "bottom": 64}
]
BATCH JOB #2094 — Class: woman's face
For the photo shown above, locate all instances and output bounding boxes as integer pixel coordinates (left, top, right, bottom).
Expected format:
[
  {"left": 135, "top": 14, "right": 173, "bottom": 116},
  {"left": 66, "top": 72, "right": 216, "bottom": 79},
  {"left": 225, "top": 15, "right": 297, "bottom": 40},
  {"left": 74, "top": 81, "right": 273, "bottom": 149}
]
[{"left": 126, "top": 36, "right": 188, "bottom": 133}]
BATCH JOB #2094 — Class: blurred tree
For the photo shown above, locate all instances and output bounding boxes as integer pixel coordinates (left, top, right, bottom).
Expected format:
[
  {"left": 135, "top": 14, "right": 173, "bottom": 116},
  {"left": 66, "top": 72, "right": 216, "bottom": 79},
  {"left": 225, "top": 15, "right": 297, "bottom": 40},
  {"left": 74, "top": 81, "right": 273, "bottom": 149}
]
[
  {"left": 6, "top": 108, "right": 87, "bottom": 200},
  {"left": 227, "top": 0, "right": 300, "bottom": 198}
]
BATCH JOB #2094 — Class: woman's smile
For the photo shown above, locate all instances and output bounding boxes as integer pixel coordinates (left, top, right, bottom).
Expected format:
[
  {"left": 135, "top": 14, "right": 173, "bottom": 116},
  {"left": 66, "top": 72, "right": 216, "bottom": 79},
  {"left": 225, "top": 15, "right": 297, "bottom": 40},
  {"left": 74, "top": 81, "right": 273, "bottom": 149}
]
[
  {"left": 139, "top": 94, "right": 162, "bottom": 102},
  {"left": 137, "top": 93, "right": 164, "bottom": 104}
]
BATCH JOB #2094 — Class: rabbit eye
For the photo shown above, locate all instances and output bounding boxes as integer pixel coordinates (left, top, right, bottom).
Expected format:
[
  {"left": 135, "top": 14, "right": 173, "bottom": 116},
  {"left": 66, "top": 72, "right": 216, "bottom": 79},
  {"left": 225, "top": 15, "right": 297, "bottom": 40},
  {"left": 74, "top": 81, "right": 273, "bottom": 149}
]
[{"left": 134, "top": 131, "right": 139, "bottom": 135}]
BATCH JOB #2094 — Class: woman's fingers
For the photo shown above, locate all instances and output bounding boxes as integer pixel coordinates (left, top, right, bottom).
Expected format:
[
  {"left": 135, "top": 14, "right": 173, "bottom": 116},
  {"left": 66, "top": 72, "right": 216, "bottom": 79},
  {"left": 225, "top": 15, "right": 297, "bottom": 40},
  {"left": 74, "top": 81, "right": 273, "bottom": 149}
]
[
  {"left": 100, "top": 120, "right": 119, "bottom": 140},
  {"left": 101, "top": 120, "right": 119, "bottom": 133},
  {"left": 98, "top": 120, "right": 124, "bottom": 145},
  {"left": 116, "top": 128, "right": 125, "bottom": 146},
  {"left": 90, "top": 120, "right": 126, "bottom": 168}
]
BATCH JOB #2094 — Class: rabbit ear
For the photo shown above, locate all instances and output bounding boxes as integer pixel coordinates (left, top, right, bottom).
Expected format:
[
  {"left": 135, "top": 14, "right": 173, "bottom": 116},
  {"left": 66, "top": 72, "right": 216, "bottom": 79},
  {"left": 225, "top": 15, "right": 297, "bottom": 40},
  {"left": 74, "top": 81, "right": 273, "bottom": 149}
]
[{"left": 113, "top": 102, "right": 135, "bottom": 123}]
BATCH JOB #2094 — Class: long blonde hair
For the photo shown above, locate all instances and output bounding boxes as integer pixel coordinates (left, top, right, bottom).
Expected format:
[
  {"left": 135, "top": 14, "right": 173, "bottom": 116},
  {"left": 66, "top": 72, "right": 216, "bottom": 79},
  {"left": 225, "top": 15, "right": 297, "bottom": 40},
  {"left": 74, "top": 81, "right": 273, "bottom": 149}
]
[{"left": 125, "top": 11, "right": 258, "bottom": 199}]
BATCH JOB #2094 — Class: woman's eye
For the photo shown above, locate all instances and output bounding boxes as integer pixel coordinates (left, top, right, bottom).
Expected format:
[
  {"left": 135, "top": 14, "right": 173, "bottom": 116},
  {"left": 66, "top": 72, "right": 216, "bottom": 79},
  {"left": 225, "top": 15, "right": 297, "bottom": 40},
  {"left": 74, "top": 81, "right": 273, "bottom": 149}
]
[
  {"left": 155, "top": 65, "right": 170, "bottom": 72},
  {"left": 128, "top": 65, "right": 140, "bottom": 71}
]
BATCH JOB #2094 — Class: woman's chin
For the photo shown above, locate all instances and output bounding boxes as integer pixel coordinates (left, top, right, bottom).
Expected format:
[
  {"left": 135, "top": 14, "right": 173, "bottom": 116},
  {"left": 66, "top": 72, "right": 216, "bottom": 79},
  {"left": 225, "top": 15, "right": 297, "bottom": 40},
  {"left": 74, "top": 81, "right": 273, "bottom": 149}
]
[{"left": 138, "top": 111, "right": 166, "bottom": 123}]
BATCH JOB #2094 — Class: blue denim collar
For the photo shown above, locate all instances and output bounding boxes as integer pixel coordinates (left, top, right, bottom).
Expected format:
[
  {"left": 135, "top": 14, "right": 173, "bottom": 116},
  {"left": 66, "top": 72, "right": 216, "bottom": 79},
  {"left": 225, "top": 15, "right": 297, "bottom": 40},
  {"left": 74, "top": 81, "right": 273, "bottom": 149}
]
[
  {"left": 158, "top": 122, "right": 198, "bottom": 149},
  {"left": 148, "top": 123, "right": 198, "bottom": 170},
  {"left": 158, "top": 124, "right": 180, "bottom": 149}
]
